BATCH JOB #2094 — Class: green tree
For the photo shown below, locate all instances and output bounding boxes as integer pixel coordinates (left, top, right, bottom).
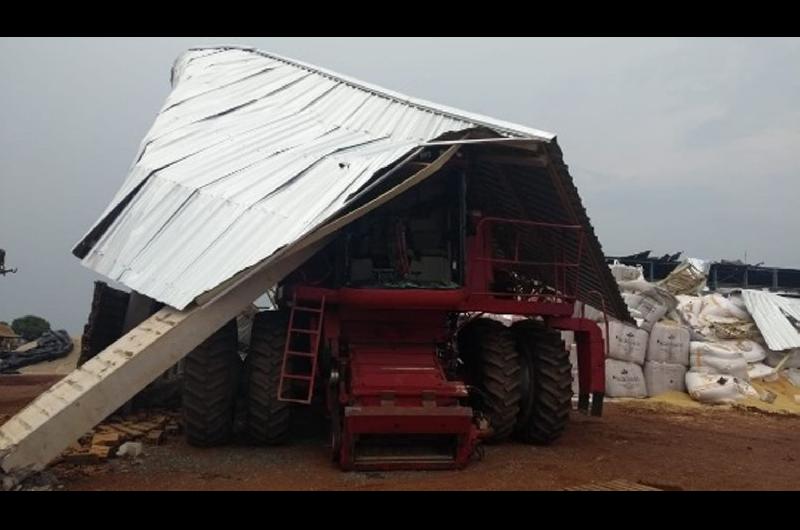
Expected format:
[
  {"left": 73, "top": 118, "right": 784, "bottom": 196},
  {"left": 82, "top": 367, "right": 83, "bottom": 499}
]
[{"left": 11, "top": 315, "right": 51, "bottom": 341}]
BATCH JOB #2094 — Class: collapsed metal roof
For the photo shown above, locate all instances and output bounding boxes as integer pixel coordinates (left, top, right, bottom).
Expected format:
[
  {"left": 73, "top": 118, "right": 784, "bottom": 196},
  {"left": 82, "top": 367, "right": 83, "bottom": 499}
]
[
  {"left": 741, "top": 290, "right": 800, "bottom": 351},
  {"left": 73, "top": 45, "right": 630, "bottom": 321}
]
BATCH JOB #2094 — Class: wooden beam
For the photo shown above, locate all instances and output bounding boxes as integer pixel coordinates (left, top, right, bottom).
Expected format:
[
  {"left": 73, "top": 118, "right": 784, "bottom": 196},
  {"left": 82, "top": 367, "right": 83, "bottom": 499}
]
[{"left": 473, "top": 154, "right": 549, "bottom": 167}]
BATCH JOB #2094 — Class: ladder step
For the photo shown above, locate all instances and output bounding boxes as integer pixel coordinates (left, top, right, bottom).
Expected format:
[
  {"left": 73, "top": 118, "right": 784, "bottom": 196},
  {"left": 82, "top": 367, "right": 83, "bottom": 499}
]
[
  {"left": 279, "top": 397, "right": 312, "bottom": 404},
  {"left": 286, "top": 350, "right": 315, "bottom": 358},
  {"left": 283, "top": 374, "right": 313, "bottom": 381},
  {"left": 293, "top": 305, "right": 323, "bottom": 313},
  {"left": 279, "top": 293, "right": 326, "bottom": 405},
  {"left": 289, "top": 328, "right": 319, "bottom": 335}
]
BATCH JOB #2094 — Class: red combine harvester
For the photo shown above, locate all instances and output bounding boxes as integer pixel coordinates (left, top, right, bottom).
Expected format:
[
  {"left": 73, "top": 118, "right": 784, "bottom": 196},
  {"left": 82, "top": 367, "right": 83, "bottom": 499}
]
[{"left": 182, "top": 144, "right": 608, "bottom": 471}]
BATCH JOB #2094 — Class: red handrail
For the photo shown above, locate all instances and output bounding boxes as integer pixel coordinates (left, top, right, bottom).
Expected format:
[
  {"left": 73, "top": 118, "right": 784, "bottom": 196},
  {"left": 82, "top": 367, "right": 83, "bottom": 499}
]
[{"left": 473, "top": 216, "right": 586, "bottom": 303}]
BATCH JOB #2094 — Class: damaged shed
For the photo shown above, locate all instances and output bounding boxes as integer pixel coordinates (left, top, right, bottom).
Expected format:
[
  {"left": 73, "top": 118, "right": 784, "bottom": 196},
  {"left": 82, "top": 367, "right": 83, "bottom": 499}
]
[{"left": 2, "top": 45, "right": 629, "bottom": 476}]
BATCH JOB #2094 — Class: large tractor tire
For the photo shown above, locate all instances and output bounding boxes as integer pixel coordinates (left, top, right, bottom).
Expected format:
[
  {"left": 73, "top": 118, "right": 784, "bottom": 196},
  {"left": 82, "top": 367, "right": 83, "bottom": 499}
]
[
  {"left": 244, "top": 311, "right": 292, "bottom": 444},
  {"left": 458, "top": 318, "right": 521, "bottom": 442},
  {"left": 183, "top": 320, "right": 241, "bottom": 447},
  {"left": 78, "top": 281, "right": 130, "bottom": 367},
  {"left": 512, "top": 320, "right": 573, "bottom": 445}
]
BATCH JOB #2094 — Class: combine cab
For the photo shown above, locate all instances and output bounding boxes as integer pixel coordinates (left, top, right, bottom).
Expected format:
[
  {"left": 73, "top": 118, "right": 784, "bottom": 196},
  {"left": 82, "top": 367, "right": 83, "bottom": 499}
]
[{"left": 184, "top": 146, "right": 607, "bottom": 470}]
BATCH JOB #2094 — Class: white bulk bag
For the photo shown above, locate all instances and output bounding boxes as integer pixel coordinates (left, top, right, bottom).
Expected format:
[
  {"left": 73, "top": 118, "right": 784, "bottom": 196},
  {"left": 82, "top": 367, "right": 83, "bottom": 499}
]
[
  {"left": 626, "top": 286, "right": 678, "bottom": 332},
  {"left": 569, "top": 343, "right": 580, "bottom": 394},
  {"left": 689, "top": 342, "right": 749, "bottom": 380},
  {"left": 569, "top": 342, "right": 578, "bottom": 371},
  {"left": 573, "top": 301, "right": 606, "bottom": 323},
  {"left": 644, "top": 361, "right": 687, "bottom": 396},
  {"left": 571, "top": 368, "right": 579, "bottom": 396},
  {"left": 617, "top": 278, "right": 654, "bottom": 294},
  {"left": 730, "top": 340, "right": 766, "bottom": 363},
  {"left": 647, "top": 322, "right": 690, "bottom": 365},
  {"left": 561, "top": 331, "right": 575, "bottom": 349},
  {"left": 689, "top": 339, "right": 766, "bottom": 363},
  {"left": 677, "top": 295, "right": 703, "bottom": 326},
  {"left": 747, "top": 362, "right": 775, "bottom": 380},
  {"left": 700, "top": 293, "right": 752, "bottom": 321},
  {"left": 685, "top": 371, "right": 758, "bottom": 404},
  {"left": 602, "top": 321, "right": 648, "bottom": 365},
  {"left": 605, "top": 359, "right": 647, "bottom": 398},
  {"left": 609, "top": 261, "right": 645, "bottom": 283}
]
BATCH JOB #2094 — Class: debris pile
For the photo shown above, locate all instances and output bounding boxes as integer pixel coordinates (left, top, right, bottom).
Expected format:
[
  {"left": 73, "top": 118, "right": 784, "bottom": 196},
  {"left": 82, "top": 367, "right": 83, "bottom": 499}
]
[
  {"left": 1, "top": 409, "right": 182, "bottom": 490},
  {"left": 0, "top": 330, "right": 73, "bottom": 373},
  {"left": 576, "top": 259, "right": 800, "bottom": 409},
  {"left": 58, "top": 409, "right": 181, "bottom": 465}
]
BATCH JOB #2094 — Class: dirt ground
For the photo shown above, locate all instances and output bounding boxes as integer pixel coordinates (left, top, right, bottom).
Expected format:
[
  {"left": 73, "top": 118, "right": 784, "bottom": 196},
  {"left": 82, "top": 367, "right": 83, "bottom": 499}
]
[
  {"left": 0, "top": 374, "right": 63, "bottom": 419},
  {"left": 2, "top": 375, "right": 798, "bottom": 491}
]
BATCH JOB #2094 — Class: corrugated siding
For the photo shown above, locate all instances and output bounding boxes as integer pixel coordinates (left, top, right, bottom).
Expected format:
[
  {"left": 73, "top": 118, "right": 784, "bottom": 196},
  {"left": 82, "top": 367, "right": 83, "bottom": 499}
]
[
  {"left": 74, "top": 45, "right": 625, "bottom": 319},
  {"left": 467, "top": 145, "right": 629, "bottom": 321},
  {"left": 741, "top": 290, "right": 800, "bottom": 351}
]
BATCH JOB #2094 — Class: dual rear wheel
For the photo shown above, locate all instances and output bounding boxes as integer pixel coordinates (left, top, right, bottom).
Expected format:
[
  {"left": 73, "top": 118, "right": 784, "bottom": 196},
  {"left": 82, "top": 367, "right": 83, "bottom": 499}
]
[
  {"left": 182, "top": 312, "right": 291, "bottom": 447},
  {"left": 458, "top": 317, "right": 573, "bottom": 445}
]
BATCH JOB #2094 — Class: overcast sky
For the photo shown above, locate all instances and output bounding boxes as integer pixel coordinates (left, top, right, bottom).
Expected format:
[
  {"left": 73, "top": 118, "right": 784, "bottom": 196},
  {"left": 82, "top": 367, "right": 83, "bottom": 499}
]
[{"left": 1, "top": 37, "right": 798, "bottom": 334}]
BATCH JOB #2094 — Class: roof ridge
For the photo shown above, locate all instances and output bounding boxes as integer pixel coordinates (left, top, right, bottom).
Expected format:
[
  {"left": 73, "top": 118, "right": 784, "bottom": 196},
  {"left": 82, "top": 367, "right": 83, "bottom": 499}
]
[{"left": 181, "top": 45, "right": 555, "bottom": 142}]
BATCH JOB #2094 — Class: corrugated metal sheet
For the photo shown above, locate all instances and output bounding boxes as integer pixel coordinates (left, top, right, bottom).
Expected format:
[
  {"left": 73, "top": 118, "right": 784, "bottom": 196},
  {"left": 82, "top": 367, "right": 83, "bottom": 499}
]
[
  {"left": 741, "top": 290, "right": 800, "bottom": 351},
  {"left": 74, "top": 45, "right": 627, "bottom": 321},
  {"left": 467, "top": 144, "right": 629, "bottom": 321}
]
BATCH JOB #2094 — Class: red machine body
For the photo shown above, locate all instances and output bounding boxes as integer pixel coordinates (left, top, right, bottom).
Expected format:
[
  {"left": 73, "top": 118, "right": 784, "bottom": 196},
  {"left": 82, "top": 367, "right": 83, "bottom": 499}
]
[{"left": 276, "top": 209, "right": 606, "bottom": 470}]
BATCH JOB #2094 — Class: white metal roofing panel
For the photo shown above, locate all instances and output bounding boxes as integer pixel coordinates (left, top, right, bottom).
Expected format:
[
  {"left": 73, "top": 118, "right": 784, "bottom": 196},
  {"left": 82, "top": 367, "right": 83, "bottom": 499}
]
[
  {"left": 741, "top": 290, "right": 800, "bottom": 351},
  {"left": 74, "top": 45, "right": 556, "bottom": 310}
]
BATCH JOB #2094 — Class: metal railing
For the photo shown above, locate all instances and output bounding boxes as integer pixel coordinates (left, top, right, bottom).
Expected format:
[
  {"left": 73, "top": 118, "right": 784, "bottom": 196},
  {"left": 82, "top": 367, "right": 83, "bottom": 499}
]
[{"left": 472, "top": 217, "right": 586, "bottom": 304}]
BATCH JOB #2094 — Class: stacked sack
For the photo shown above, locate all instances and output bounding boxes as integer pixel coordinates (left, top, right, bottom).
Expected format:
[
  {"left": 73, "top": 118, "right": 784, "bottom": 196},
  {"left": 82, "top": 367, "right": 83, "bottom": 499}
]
[
  {"left": 583, "top": 259, "right": 798, "bottom": 404},
  {"left": 675, "top": 291, "right": 774, "bottom": 402},
  {"left": 602, "top": 320, "right": 648, "bottom": 398},
  {"left": 644, "top": 321, "right": 690, "bottom": 396},
  {"left": 601, "top": 261, "right": 665, "bottom": 398},
  {"left": 609, "top": 261, "right": 762, "bottom": 402},
  {"left": 678, "top": 293, "right": 770, "bottom": 375}
]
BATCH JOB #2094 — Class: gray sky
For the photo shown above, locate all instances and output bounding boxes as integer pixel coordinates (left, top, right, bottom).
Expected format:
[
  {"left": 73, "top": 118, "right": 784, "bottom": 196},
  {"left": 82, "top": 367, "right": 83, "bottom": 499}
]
[{"left": 1, "top": 37, "right": 798, "bottom": 334}]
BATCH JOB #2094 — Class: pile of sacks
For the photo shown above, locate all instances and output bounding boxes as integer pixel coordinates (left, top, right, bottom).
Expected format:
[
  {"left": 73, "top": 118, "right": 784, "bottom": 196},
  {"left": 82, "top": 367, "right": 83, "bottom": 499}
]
[
  {"left": 574, "top": 260, "right": 800, "bottom": 404},
  {"left": 601, "top": 320, "right": 690, "bottom": 399}
]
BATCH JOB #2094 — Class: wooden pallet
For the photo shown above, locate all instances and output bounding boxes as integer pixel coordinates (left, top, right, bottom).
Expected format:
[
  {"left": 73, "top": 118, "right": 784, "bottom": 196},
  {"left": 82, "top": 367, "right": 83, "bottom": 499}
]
[{"left": 563, "top": 479, "right": 661, "bottom": 491}]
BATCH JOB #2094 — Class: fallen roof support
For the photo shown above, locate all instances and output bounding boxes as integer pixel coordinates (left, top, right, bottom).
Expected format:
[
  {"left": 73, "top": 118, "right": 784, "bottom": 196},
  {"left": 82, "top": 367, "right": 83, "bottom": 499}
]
[{"left": 0, "top": 238, "right": 326, "bottom": 477}]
